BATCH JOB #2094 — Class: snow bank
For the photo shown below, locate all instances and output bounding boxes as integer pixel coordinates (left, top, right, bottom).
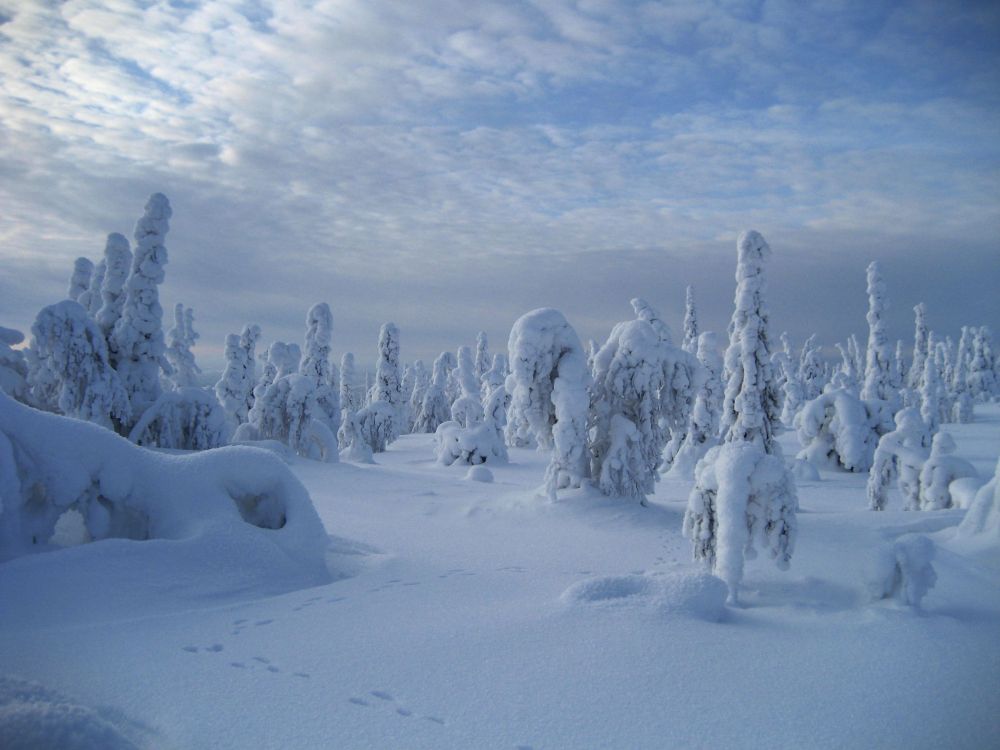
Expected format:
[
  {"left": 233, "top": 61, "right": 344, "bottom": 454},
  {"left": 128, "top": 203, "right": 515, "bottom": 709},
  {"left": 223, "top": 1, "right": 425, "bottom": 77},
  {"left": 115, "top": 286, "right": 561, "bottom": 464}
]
[
  {"left": 561, "top": 571, "right": 728, "bottom": 621},
  {"left": 955, "top": 458, "right": 1000, "bottom": 543},
  {"left": 0, "top": 392, "right": 328, "bottom": 587}
]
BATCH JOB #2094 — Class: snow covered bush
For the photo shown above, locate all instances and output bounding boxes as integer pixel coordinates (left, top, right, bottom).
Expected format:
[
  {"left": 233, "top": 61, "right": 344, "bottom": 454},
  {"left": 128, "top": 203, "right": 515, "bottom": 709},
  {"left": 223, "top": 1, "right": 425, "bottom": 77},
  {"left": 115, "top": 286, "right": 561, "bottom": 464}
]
[
  {"left": 867, "top": 535, "right": 936, "bottom": 609},
  {"left": 110, "top": 194, "right": 172, "bottom": 424},
  {"left": 250, "top": 374, "right": 339, "bottom": 462},
  {"left": 435, "top": 379, "right": 510, "bottom": 467},
  {"left": 355, "top": 400, "right": 396, "bottom": 454},
  {"left": 165, "top": 303, "right": 200, "bottom": 389},
  {"left": 27, "top": 301, "right": 130, "bottom": 429},
  {"left": 338, "top": 409, "right": 374, "bottom": 464},
  {"left": 215, "top": 324, "right": 261, "bottom": 427},
  {"left": 916, "top": 432, "right": 978, "bottom": 510},
  {"left": 128, "top": 387, "right": 230, "bottom": 450},
  {"left": 683, "top": 230, "right": 797, "bottom": 604},
  {"left": 508, "top": 308, "right": 591, "bottom": 499},
  {"left": 794, "top": 388, "right": 892, "bottom": 473},
  {"left": 866, "top": 407, "right": 930, "bottom": 511},
  {"left": 0, "top": 326, "right": 27, "bottom": 402},
  {"left": 0, "top": 391, "right": 328, "bottom": 582}
]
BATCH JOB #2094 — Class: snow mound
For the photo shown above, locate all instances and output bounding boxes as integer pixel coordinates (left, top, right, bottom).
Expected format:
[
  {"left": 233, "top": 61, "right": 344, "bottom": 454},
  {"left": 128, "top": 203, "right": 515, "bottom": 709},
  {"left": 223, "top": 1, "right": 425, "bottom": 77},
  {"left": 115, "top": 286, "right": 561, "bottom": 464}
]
[
  {"left": 791, "top": 458, "right": 821, "bottom": 482},
  {"left": 867, "top": 534, "right": 937, "bottom": 608},
  {"left": 0, "top": 393, "right": 329, "bottom": 606},
  {"left": 465, "top": 465, "right": 494, "bottom": 483},
  {"left": 954, "top": 458, "right": 1000, "bottom": 545},
  {"left": 0, "top": 675, "right": 140, "bottom": 750},
  {"left": 562, "top": 571, "right": 727, "bottom": 621}
]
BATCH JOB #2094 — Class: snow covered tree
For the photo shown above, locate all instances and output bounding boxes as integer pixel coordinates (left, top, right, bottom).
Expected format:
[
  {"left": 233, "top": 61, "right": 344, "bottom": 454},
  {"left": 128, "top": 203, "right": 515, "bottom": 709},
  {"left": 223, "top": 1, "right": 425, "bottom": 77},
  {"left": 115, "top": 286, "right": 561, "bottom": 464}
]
[
  {"left": 868, "top": 535, "right": 937, "bottom": 608},
  {"left": 165, "top": 303, "right": 201, "bottom": 389},
  {"left": 797, "top": 334, "right": 824, "bottom": 401},
  {"left": 683, "top": 230, "right": 797, "bottom": 604},
  {"left": 27, "top": 301, "right": 130, "bottom": 429},
  {"left": 669, "top": 332, "right": 725, "bottom": 482},
  {"left": 367, "top": 322, "right": 402, "bottom": 446},
  {"left": 414, "top": 352, "right": 452, "bottom": 434},
  {"left": 916, "top": 432, "right": 978, "bottom": 511},
  {"left": 794, "top": 388, "right": 892, "bottom": 473},
  {"left": 406, "top": 359, "right": 429, "bottom": 433},
  {"left": 481, "top": 353, "right": 508, "bottom": 400},
  {"left": 77, "top": 259, "right": 106, "bottom": 316},
  {"left": 908, "top": 303, "right": 929, "bottom": 390},
  {"left": 474, "top": 331, "right": 490, "bottom": 380},
  {"left": 300, "top": 303, "right": 340, "bottom": 437},
  {"left": 920, "top": 339, "right": 943, "bottom": 435},
  {"left": 951, "top": 326, "right": 974, "bottom": 423},
  {"left": 0, "top": 326, "right": 28, "bottom": 402},
  {"left": 340, "top": 352, "right": 360, "bottom": 413},
  {"left": 449, "top": 345, "right": 482, "bottom": 428},
  {"left": 867, "top": 406, "right": 929, "bottom": 511},
  {"left": 631, "top": 296, "right": 673, "bottom": 344},
  {"left": 969, "top": 327, "right": 997, "bottom": 403},
  {"left": 215, "top": 324, "right": 261, "bottom": 427},
  {"left": 67, "top": 257, "right": 94, "bottom": 302},
  {"left": 129, "top": 387, "right": 230, "bottom": 450},
  {"left": 507, "top": 308, "right": 591, "bottom": 500},
  {"left": 110, "top": 194, "right": 173, "bottom": 426},
  {"left": 778, "top": 334, "right": 805, "bottom": 424},
  {"left": 399, "top": 363, "right": 414, "bottom": 432},
  {"left": 682, "top": 285, "right": 698, "bottom": 354},
  {"left": 831, "top": 342, "right": 860, "bottom": 395},
  {"left": 95, "top": 233, "right": 132, "bottom": 341}
]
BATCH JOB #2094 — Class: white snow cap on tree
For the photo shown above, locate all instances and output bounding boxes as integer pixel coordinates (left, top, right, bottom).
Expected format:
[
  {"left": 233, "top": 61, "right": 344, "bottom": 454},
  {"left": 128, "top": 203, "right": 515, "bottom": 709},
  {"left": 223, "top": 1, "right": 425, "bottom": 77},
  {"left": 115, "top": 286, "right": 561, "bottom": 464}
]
[
  {"left": 867, "top": 406, "right": 929, "bottom": 511},
  {"left": 28, "top": 300, "right": 130, "bottom": 430},
  {"left": 300, "top": 303, "right": 340, "bottom": 437},
  {"left": 215, "top": 324, "right": 261, "bottom": 427},
  {"left": 908, "top": 303, "right": 929, "bottom": 390},
  {"left": 368, "top": 322, "right": 402, "bottom": 444},
  {"left": 474, "top": 331, "right": 490, "bottom": 379},
  {"left": 165, "top": 303, "right": 201, "bottom": 389},
  {"left": 630, "top": 297, "right": 674, "bottom": 345},
  {"left": 413, "top": 352, "right": 452, "bottom": 434},
  {"left": 951, "top": 326, "right": 974, "bottom": 423},
  {"left": 78, "top": 259, "right": 106, "bottom": 315},
  {"left": 861, "top": 262, "right": 897, "bottom": 408},
  {"left": 682, "top": 285, "right": 699, "bottom": 354},
  {"left": 110, "top": 194, "right": 172, "bottom": 423},
  {"left": 507, "top": 308, "right": 591, "bottom": 500},
  {"left": 794, "top": 388, "right": 892, "bottom": 473},
  {"left": 95, "top": 233, "right": 132, "bottom": 339},
  {"left": 67, "top": 257, "right": 94, "bottom": 302},
  {"left": 683, "top": 231, "right": 797, "bottom": 604},
  {"left": 339, "top": 352, "right": 360, "bottom": 413}
]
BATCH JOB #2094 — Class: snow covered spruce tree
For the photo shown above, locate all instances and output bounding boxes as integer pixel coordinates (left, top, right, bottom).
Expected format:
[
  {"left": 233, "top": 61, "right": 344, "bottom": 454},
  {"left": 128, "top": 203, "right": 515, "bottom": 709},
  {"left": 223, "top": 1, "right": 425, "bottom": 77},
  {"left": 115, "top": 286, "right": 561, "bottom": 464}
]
[
  {"left": 78, "top": 259, "right": 106, "bottom": 316},
  {"left": 682, "top": 285, "right": 699, "bottom": 354},
  {"left": 450, "top": 345, "right": 483, "bottom": 427},
  {"left": 797, "top": 334, "right": 825, "bottom": 401},
  {"left": 363, "top": 322, "right": 402, "bottom": 447},
  {"left": 435, "top": 346, "right": 509, "bottom": 468},
  {"left": 474, "top": 331, "right": 491, "bottom": 380},
  {"left": 908, "top": 303, "right": 929, "bottom": 391},
  {"left": 406, "top": 359, "right": 429, "bottom": 433},
  {"left": 861, "top": 262, "right": 898, "bottom": 410},
  {"left": 969, "top": 326, "right": 997, "bottom": 403},
  {"left": 481, "top": 353, "right": 508, "bottom": 399},
  {"left": 794, "top": 387, "right": 892, "bottom": 473},
  {"left": 300, "top": 303, "right": 340, "bottom": 438},
  {"left": 339, "top": 352, "right": 360, "bottom": 413},
  {"left": 27, "top": 301, "right": 130, "bottom": 429},
  {"left": 507, "top": 308, "right": 591, "bottom": 500},
  {"left": 215, "top": 324, "right": 261, "bottom": 427},
  {"left": 109, "top": 194, "right": 173, "bottom": 428},
  {"left": 668, "top": 332, "right": 725, "bottom": 479},
  {"left": 67, "top": 257, "right": 94, "bottom": 302},
  {"left": 866, "top": 406, "right": 929, "bottom": 511},
  {"left": 0, "top": 326, "right": 28, "bottom": 402},
  {"left": 165, "top": 303, "right": 201, "bottom": 389},
  {"left": 413, "top": 352, "right": 452, "bottom": 433},
  {"left": 95, "top": 233, "right": 132, "bottom": 341},
  {"left": 682, "top": 231, "right": 797, "bottom": 604},
  {"left": 951, "top": 326, "right": 974, "bottom": 423}
]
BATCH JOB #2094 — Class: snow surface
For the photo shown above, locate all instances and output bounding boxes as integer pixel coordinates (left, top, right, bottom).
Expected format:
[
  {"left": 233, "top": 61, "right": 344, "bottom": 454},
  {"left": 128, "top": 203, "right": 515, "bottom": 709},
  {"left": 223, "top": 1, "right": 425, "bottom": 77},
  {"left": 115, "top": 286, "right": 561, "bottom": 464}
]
[{"left": 1, "top": 405, "right": 999, "bottom": 749}]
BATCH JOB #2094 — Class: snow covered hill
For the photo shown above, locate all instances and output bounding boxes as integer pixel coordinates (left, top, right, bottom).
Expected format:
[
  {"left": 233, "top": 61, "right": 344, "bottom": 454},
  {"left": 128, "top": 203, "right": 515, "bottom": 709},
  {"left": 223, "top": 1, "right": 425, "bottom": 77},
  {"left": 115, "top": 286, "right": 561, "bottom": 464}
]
[{"left": 2, "top": 408, "right": 999, "bottom": 749}]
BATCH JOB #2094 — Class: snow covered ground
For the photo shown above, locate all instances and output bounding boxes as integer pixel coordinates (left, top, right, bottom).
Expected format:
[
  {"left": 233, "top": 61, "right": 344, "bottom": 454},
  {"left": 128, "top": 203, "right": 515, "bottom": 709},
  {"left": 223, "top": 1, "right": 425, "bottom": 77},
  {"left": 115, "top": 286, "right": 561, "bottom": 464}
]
[{"left": 2, "top": 408, "right": 999, "bottom": 749}]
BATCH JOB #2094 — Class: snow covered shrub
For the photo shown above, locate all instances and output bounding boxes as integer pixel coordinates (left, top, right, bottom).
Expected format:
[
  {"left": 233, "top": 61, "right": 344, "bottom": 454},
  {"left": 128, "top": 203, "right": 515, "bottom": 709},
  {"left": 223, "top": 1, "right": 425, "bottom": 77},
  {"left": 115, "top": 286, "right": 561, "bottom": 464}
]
[
  {"left": 355, "top": 400, "right": 396, "bottom": 453},
  {"left": 794, "top": 388, "right": 892, "bottom": 473},
  {"left": 67, "top": 257, "right": 94, "bottom": 302},
  {"left": 683, "top": 231, "right": 797, "bottom": 604},
  {"left": 128, "top": 387, "right": 230, "bottom": 450},
  {"left": 956, "top": 458, "right": 1000, "bottom": 542},
  {"left": 414, "top": 353, "right": 452, "bottom": 434},
  {"left": 95, "top": 233, "right": 132, "bottom": 339},
  {"left": 507, "top": 308, "right": 591, "bottom": 500},
  {"left": 110, "top": 194, "right": 172, "bottom": 424},
  {"left": 368, "top": 323, "right": 402, "bottom": 444},
  {"left": 0, "top": 391, "right": 329, "bottom": 583},
  {"left": 252, "top": 374, "right": 339, "bottom": 462},
  {"left": 867, "top": 535, "right": 936, "bottom": 608},
  {"left": 436, "top": 369, "right": 510, "bottom": 468},
  {"left": 916, "top": 432, "right": 977, "bottom": 511},
  {"left": 0, "top": 326, "right": 27, "bottom": 401},
  {"left": 866, "top": 407, "right": 929, "bottom": 511},
  {"left": 27, "top": 301, "right": 130, "bottom": 429},
  {"left": 215, "top": 324, "right": 260, "bottom": 427},
  {"left": 338, "top": 409, "right": 374, "bottom": 464},
  {"left": 165, "top": 304, "right": 200, "bottom": 389}
]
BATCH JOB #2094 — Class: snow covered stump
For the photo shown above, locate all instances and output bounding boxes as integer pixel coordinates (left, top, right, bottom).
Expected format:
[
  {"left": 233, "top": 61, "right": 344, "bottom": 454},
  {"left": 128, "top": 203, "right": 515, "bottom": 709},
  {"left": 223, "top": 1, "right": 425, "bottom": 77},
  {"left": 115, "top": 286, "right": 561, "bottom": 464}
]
[{"left": 683, "top": 231, "right": 797, "bottom": 605}]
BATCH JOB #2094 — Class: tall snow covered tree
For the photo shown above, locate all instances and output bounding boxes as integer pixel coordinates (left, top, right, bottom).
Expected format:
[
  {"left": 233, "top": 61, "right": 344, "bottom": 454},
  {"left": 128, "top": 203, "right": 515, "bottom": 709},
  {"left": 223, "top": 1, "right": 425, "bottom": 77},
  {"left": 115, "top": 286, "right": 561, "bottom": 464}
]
[
  {"left": 861, "top": 262, "right": 897, "bottom": 408},
  {"left": 413, "top": 352, "right": 451, "bottom": 433},
  {"left": 28, "top": 301, "right": 130, "bottom": 429},
  {"left": 969, "top": 326, "right": 997, "bottom": 403},
  {"left": 952, "top": 326, "right": 974, "bottom": 423},
  {"left": 78, "top": 259, "right": 106, "bottom": 316},
  {"left": 215, "top": 324, "right": 261, "bottom": 427},
  {"left": 682, "top": 285, "right": 699, "bottom": 354},
  {"left": 797, "top": 334, "right": 824, "bottom": 401},
  {"left": 668, "top": 332, "right": 724, "bottom": 479},
  {"left": 474, "top": 331, "right": 490, "bottom": 380},
  {"left": 339, "top": 352, "right": 359, "bottom": 413},
  {"left": 683, "top": 230, "right": 797, "bottom": 604},
  {"left": 95, "top": 233, "right": 132, "bottom": 342},
  {"left": 67, "top": 257, "right": 94, "bottom": 302},
  {"left": 908, "top": 303, "right": 929, "bottom": 390},
  {"left": 300, "top": 303, "right": 340, "bottom": 437},
  {"left": 406, "top": 359, "right": 429, "bottom": 433},
  {"left": 367, "top": 322, "right": 402, "bottom": 446},
  {"left": 920, "top": 337, "right": 943, "bottom": 435},
  {"left": 449, "top": 345, "right": 482, "bottom": 427},
  {"left": 631, "top": 297, "right": 673, "bottom": 344},
  {"left": 165, "top": 303, "right": 201, "bottom": 389},
  {"left": 110, "top": 194, "right": 172, "bottom": 426},
  {"left": 508, "top": 308, "right": 591, "bottom": 500}
]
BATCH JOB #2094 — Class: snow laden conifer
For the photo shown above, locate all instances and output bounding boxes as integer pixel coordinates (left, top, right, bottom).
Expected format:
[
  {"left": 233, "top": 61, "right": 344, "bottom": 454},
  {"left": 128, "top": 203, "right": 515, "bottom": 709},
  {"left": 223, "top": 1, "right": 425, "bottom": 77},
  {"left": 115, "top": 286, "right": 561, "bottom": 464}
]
[
  {"left": 474, "top": 331, "right": 490, "bottom": 380},
  {"left": 414, "top": 352, "right": 452, "bottom": 434},
  {"left": 215, "top": 324, "right": 261, "bottom": 427},
  {"left": 300, "top": 303, "right": 340, "bottom": 437},
  {"left": 683, "top": 231, "right": 797, "bottom": 604},
  {"left": 28, "top": 301, "right": 130, "bottom": 429},
  {"left": 165, "top": 303, "right": 201, "bottom": 389},
  {"left": 96, "top": 233, "right": 132, "bottom": 342},
  {"left": 406, "top": 360, "right": 429, "bottom": 433},
  {"left": 951, "top": 326, "right": 974, "bottom": 423},
  {"left": 78, "top": 259, "right": 106, "bottom": 316},
  {"left": 110, "top": 194, "right": 172, "bottom": 426},
  {"left": 867, "top": 407, "right": 929, "bottom": 511},
  {"left": 450, "top": 345, "right": 483, "bottom": 427},
  {"left": 67, "top": 257, "right": 94, "bottom": 302},
  {"left": 0, "top": 327, "right": 28, "bottom": 402},
  {"left": 920, "top": 338, "right": 943, "bottom": 436},
  {"left": 507, "top": 308, "right": 591, "bottom": 500},
  {"left": 968, "top": 327, "right": 997, "bottom": 403},
  {"left": 481, "top": 353, "right": 508, "bottom": 400},
  {"left": 908, "top": 303, "right": 929, "bottom": 390},
  {"left": 668, "top": 332, "right": 724, "bottom": 479},
  {"left": 682, "top": 285, "right": 699, "bottom": 354},
  {"left": 797, "top": 334, "right": 825, "bottom": 401},
  {"left": 339, "top": 352, "right": 359, "bottom": 413},
  {"left": 365, "top": 322, "right": 402, "bottom": 448}
]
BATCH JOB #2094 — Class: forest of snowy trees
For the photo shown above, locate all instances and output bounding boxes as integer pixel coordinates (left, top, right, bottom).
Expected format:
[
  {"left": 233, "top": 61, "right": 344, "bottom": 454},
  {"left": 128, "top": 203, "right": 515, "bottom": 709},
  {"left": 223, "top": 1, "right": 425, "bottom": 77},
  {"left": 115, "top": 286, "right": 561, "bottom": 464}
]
[{"left": 2, "top": 193, "right": 999, "bottom": 599}]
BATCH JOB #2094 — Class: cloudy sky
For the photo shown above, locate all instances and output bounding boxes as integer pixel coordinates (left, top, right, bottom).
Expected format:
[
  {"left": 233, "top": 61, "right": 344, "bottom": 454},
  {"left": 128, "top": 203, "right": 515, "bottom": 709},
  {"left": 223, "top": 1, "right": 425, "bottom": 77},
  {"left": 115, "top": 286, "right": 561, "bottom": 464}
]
[{"left": 1, "top": 0, "right": 998, "bottom": 369}]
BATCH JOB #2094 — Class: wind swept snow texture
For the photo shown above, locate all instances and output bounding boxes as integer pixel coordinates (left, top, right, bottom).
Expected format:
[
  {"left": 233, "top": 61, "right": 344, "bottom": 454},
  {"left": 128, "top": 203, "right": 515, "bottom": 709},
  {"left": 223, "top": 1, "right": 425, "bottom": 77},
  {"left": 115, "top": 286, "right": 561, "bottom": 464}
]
[
  {"left": 507, "top": 308, "right": 590, "bottom": 500},
  {"left": 0, "top": 391, "right": 328, "bottom": 585}
]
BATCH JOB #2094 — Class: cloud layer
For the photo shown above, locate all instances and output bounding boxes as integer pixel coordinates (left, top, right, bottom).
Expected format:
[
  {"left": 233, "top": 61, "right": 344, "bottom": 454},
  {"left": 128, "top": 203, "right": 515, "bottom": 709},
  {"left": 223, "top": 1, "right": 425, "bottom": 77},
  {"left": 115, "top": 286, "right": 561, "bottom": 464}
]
[{"left": 1, "top": 0, "right": 998, "bottom": 366}]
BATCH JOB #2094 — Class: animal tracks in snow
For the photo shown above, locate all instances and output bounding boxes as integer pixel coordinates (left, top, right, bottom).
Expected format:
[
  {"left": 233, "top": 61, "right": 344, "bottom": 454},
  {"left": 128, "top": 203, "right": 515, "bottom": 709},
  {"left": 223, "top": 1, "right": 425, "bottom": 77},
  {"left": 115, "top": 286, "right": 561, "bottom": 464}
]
[{"left": 346, "top": 689, "right": 446, "bottom": 726}]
